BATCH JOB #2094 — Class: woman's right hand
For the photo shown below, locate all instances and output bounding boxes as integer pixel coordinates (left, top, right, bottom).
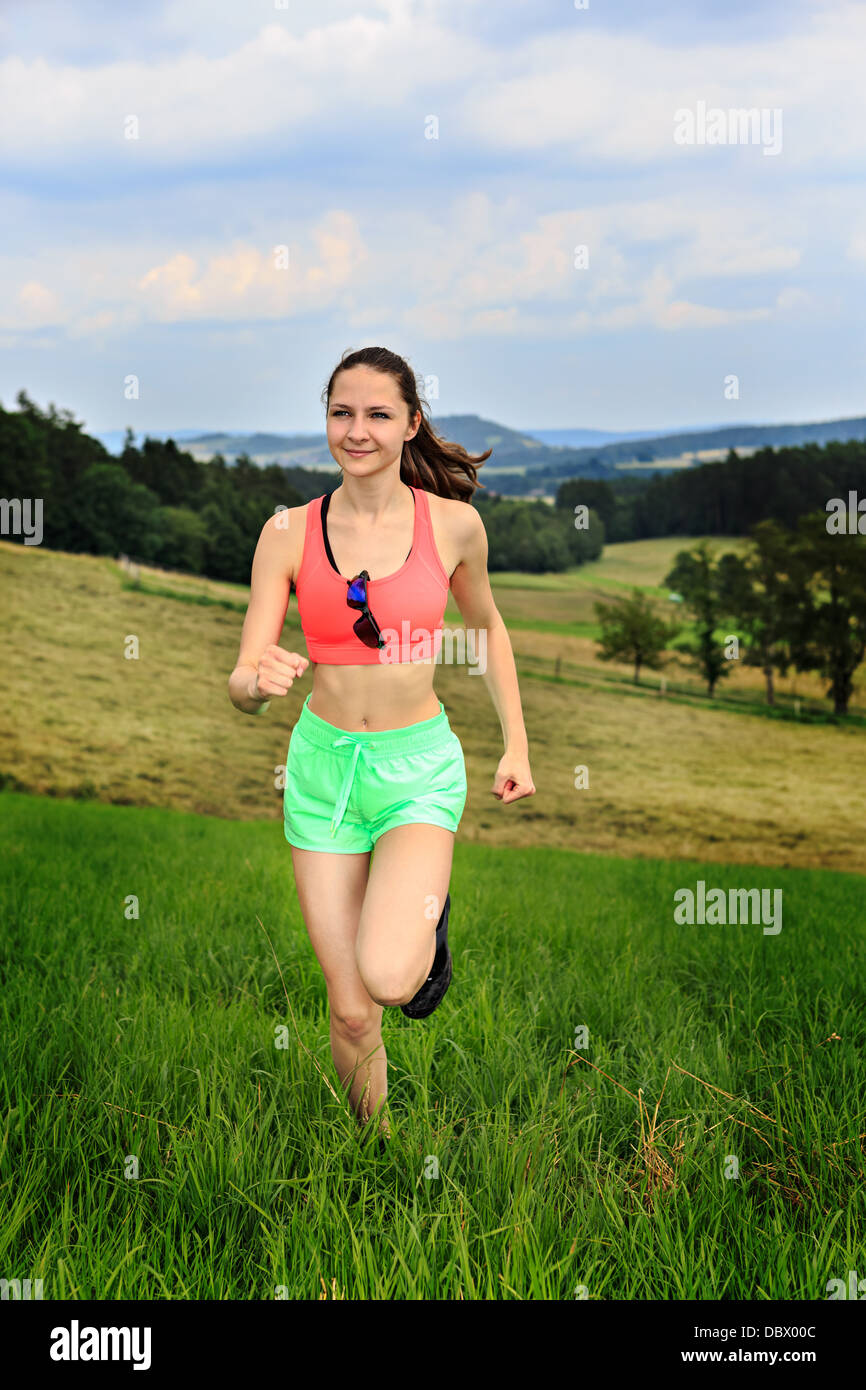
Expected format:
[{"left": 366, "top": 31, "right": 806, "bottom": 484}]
[{"left": 250, "top": 645, "right": 310, "bottom": 700}]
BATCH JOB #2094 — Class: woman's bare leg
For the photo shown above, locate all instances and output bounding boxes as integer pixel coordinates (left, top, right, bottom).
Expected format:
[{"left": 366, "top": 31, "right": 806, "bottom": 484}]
[
  {"left": 290, "top": 825, "right": 456, "bottom": 1139},
  {"left": 290, "top": 845, "right": 390, "bottom": 1136}
]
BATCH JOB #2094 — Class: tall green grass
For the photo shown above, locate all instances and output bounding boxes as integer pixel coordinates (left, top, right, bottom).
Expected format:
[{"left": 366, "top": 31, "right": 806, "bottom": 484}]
[{"left": 1, "top": 792, "right": 863, "bottom": 1299}]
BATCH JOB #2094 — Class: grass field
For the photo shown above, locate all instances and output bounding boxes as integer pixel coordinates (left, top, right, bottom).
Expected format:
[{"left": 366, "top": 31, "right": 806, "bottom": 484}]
[
  {"left": 1, "top": 536, "right": 863, "bottom": 873},
  {"left": 2, "top": 792, "right": 863, "bottom": 1299},
  {"left": 2, "top": 532, "right": 864, "bottom": 1301}
]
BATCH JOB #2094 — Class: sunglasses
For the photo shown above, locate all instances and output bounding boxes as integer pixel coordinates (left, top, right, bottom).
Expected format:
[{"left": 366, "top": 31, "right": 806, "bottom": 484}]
[{"left": 346, "top": 570, "right": 386, "bottom": 649}]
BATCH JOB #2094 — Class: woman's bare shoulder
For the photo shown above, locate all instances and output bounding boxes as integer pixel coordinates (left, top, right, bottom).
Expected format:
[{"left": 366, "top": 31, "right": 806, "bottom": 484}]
[
  {"left": 425, "top": 490, "right": 484, "bottom": 576},
  {"left": 429, "top": 490, "right": 486, "bottom": 542},
  {"left": 257, "top": 499, "right": 315, "bottom": 582},
  {"left": 426, "top": 489, "right": 480, "bottom": 526}
]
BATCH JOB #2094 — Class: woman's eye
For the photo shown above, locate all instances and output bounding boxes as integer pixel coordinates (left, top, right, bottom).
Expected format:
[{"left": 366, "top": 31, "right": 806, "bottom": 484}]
[{"left": 332, "top": 410, "right": 389, "bottom": 418}]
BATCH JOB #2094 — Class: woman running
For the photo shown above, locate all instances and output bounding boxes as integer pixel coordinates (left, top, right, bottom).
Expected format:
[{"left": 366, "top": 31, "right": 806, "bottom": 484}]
[{"left": 228, "top": 346, "right": 535, "bottom": 1147}]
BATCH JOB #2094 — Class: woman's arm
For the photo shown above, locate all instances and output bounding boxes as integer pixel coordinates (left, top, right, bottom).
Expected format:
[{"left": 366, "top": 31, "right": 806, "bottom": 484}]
[
  {"left": 228, "top": 512, "right": 308, "bottom": 715},
  {"left": 449, "top": 504, "right": 534, "bottom": 802}
]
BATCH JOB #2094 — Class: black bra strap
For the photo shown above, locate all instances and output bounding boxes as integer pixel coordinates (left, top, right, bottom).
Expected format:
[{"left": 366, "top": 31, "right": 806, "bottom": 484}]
[
  {"left": 320, "top": 493, "right": 339, "bottom": 573},
  {"left": 320, "top": 489, "right": 414, "bottom": 576}
]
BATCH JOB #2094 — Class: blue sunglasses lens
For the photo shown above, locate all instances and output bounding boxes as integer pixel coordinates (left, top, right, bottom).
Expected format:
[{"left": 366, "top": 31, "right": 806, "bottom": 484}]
[{"left": 347, "top": 576, "right": 366, "bottom": 604}]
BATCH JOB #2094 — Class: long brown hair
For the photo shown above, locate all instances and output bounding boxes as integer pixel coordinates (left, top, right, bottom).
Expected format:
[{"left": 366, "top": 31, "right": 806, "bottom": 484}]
[{"left": 322, "top": 346, "right": 490, "bottom": 502}]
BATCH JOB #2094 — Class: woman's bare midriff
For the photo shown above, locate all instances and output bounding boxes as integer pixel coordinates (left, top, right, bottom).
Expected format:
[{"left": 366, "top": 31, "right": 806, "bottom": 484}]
[{"left": 307, "top": 661, "right": 441, "bottom": 732}]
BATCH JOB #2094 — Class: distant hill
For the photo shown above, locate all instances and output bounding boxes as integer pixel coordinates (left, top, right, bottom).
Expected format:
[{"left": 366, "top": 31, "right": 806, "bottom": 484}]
[
  {"left": 522, "top": 424, "right": 741, "bottom": 448},
  {"left": 91, "top": 412, "right": 866, "bottom": 498},
  {"left": 535, "top": 416, "right": 866, "bottom": 479},
  {"left": 93, "top": 415, "right": 555, "bottom": 473},
  {"left": 177, "top": 415, "right": 550, "bottom": 471},
  {"left": 93, "top": 427, "right": 215, "bottom": 454}
]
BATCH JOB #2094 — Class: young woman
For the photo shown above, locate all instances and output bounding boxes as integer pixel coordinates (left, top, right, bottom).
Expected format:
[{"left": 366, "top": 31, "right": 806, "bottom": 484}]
[{"left": 228, "top": 346, "right": 535, "bottom": 1147}]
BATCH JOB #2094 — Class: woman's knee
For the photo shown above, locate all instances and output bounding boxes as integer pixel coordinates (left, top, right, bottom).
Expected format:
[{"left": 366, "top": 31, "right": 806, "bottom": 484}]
[
  {"left": 355, "top": 951, "right": 431, "bottom": 1008},
  {"left": 329, "top": 1001, "right": 382, "bottom": 1040}
]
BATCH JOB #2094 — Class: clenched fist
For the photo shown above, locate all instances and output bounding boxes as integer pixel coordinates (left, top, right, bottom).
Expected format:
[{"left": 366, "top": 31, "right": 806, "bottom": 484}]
[{"left": 251, "top": 645, "right": 309, "bottom": 699}]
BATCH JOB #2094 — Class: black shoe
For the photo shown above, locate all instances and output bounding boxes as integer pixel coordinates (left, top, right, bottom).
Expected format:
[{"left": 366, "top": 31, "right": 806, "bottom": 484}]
[{"left": 400, "top": 892, "right": 452, "bottom": 1019}]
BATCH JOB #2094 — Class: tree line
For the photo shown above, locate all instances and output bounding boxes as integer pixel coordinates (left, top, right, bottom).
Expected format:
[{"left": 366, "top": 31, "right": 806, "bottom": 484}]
[
  {"left": 556, "top": 439, "right": 866, "bottom": 541},
  {"left": 594, "top": 515, "right": 866, "bottom": 716},
  {"left": 0, "top": 393, "right": 601, "bottom": 581}
]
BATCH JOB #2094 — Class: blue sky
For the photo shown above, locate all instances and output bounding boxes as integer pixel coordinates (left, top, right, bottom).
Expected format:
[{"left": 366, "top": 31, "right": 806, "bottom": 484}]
[{"left": 1, "top": 0, "right": 864, "bottom": 436}]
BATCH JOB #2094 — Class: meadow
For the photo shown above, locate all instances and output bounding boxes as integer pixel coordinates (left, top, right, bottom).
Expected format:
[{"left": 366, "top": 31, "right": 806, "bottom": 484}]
[
  {"left": 2, "top": 792, "right": 863, "bottom": 1299},
  {"left": 1, "top": 534, "right": 863, "bottom": 1299}
]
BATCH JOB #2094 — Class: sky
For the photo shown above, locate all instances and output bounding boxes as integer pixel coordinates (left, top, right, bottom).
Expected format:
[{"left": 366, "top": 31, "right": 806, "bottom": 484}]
[{"left": 1, "top": 0, "right": 865, "bottom": 437}]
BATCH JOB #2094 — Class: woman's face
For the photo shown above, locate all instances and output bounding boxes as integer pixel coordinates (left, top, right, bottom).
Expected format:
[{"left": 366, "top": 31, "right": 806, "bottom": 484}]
[{"left": 326, "top": 367, "right": 420, "bottom": 475}]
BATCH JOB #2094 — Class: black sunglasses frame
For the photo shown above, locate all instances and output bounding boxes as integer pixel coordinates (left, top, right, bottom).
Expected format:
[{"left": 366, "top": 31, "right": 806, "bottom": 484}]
[{"left": 346, "top": 570, "right": 386, "bottom": 649}]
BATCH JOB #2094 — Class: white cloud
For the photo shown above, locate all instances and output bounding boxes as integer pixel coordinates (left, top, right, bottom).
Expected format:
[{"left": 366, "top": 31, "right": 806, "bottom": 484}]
[
  {"left": 2, "top": 2, "right": 865, "bottom": 174},
  {"left": 0, "top": 188, "right": 820, "bottom": 343},
  {"left": 459, "top": 4, "right": 866, "bottom": 168},
  {"left": 135, "top": 212, "right": 368, "bottom": 321},
  {"left": 17, "top": 281, "right": 61, "bottom": 324},
  {"left": 0, "top": 210, "right": 370, "bottom": 336},
  {"left": 0, "top": 12, "right": 486, "bottom": 171},
  {"left": 846, "top": 234, "right": 866, "bottom": 264},
  {"left": 575, "top": 267, "right": 773, "bottom": 333},
  {"left": 775, "top": 287, "right": 811, "bottom": 311}
]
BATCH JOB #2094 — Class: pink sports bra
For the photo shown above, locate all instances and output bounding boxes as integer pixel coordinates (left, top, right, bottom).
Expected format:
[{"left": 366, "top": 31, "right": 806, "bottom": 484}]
[{"left": 294, "top": 484, "right": 450, "bottom": 663}]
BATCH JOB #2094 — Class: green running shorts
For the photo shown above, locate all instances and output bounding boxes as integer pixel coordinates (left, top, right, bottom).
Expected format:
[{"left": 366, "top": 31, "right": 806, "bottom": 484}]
[{"left": 283, "top": 692, "right": 468, "bottom": 853}]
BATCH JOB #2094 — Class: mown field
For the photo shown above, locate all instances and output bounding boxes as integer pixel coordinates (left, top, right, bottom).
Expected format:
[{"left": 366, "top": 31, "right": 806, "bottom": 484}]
[
  {"left": 2, "top": 792, "right": 863, "bottom": 1299},
  {"left": 0, "top": 536, "right": 863, "bottom": 873}
]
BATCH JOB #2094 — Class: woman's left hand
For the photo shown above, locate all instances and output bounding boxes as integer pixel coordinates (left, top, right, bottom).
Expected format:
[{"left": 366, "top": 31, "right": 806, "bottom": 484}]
[{"left": 492, "top": 752, "right": 536, "bottom": 804}]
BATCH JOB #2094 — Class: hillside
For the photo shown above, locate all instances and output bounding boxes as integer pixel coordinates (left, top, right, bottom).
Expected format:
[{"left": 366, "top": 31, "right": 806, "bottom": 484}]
[{"left": 2, "top": 536, "right": 863, "bottom": 874}]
